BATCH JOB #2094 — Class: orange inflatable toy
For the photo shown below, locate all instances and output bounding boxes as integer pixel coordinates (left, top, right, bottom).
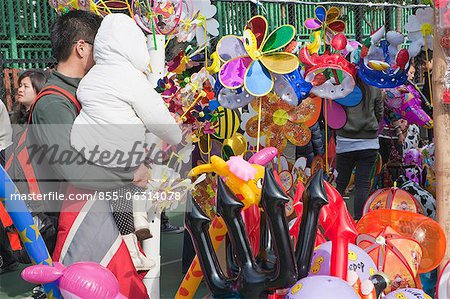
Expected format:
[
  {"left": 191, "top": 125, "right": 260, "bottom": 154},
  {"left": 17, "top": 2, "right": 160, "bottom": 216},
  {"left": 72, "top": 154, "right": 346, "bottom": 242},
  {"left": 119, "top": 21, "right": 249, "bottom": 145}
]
[{"left": 356, "top": 209, "right": 446, "bottom": 274}]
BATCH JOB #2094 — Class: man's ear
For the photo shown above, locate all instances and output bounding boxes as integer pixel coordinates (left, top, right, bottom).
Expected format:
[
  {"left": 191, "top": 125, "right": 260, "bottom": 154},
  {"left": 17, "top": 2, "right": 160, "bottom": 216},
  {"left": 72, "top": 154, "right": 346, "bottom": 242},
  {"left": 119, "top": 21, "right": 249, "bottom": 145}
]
[{"left": 74, "top": 41, "right": 89, "bottom": 59}]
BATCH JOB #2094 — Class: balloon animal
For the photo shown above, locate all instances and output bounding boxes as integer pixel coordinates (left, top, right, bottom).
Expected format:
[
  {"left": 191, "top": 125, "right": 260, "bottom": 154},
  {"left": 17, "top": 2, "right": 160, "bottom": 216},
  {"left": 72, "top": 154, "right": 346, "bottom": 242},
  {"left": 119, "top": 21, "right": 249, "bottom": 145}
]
[
  {"left": 22, "top": 262, "right": 126, "bottom": 299},
  {"left": 185, "top": 168, "right": 330, "bottom": 297}
]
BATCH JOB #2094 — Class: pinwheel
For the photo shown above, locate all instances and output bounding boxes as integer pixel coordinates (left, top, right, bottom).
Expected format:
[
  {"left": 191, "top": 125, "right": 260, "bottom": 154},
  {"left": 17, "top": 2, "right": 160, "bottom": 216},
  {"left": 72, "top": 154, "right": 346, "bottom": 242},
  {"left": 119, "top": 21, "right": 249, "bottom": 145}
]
[
  {"left": 131, "top": 0, "right": 183, "bottom": 48},
  {"left": 304, "top": 6, "right": 346, "bottom": 44},
  {"left": 156, "top": 75, "right": 178, "bottom": 98},
  {"left": 192, "top": 0, "right": 219, "bottom": 46},
  {"left": 49, "top": 0, "right": 111, "bottom": 15},
  {"left": 406, "top": 7, "right": 434, "bottom": 105},
  {"left": 242, "top": 93, "right": 320, "bottom": 152},
  {"left": 217, "top": 15, "right": 299, "bottom": 97}
]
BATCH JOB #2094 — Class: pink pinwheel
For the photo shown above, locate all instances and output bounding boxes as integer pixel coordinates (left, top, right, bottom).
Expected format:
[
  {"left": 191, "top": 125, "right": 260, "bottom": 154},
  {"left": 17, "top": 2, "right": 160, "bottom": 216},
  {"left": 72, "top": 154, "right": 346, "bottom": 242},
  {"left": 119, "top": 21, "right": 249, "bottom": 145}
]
[
  {"left": 217, "top": 15, "right": 299, "bottom": 97},
  {"left": 304, "top": 6, "right": 346, "bottom": 44}
]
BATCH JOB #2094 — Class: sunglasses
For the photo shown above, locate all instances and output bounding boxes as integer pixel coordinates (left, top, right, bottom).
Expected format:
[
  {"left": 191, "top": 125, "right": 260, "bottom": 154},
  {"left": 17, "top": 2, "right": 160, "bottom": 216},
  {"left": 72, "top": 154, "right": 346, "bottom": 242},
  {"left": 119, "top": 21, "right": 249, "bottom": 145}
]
[{"left": 72, "top": 40, "right": 93, "bottom": 45}]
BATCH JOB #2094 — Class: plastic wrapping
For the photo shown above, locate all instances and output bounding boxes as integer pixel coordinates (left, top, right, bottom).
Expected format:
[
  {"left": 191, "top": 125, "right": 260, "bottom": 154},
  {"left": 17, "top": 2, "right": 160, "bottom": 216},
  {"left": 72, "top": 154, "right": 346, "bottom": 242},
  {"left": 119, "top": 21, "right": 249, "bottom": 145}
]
[{"left": 437, "top": 1, "right": 450, "bottom": 103}]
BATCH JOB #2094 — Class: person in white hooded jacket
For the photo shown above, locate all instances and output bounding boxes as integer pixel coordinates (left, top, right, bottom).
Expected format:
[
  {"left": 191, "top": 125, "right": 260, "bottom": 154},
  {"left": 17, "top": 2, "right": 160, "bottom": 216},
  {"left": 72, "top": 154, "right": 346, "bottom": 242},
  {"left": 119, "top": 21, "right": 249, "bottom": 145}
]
[{"left": 71, "top": 13, "right": 182, "bottom": 271}]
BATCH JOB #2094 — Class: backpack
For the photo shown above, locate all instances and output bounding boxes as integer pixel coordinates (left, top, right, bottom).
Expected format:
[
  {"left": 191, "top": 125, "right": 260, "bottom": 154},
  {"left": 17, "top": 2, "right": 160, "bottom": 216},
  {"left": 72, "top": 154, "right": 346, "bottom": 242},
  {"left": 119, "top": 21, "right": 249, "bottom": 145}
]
[{"left": 3, "top": 85, "right": 80, "bottom": 257}]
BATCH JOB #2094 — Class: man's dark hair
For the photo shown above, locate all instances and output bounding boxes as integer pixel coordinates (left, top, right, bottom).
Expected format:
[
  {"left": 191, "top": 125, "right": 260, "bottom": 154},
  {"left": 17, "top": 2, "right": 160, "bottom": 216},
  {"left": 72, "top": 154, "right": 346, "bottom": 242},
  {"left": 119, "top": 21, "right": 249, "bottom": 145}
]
[{"left": 50, "top": 10, "right": 102, "bottom": 62}]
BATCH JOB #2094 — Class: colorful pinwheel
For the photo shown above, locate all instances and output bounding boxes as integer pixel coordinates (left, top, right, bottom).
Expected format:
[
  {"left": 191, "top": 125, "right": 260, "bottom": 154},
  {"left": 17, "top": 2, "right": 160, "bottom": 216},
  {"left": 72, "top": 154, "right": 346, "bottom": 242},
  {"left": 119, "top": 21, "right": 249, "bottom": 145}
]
[
  {"left": 131, "top": 0, "right": 183, "bottom": 35},
  {"left": 156, "top": 75, "right": 178, "bottom": 98},
  {"left": 217, "top": 15, "right": 299, "bottom": 97},
  {"left": 304, "top": 6, "right": 346, "bottom": 43},
  {"left": 241, "top": 93, "right": 320, "bottom": 152},
  {"left": 193, "top": 0, "right": 220, "bottom": 46}
]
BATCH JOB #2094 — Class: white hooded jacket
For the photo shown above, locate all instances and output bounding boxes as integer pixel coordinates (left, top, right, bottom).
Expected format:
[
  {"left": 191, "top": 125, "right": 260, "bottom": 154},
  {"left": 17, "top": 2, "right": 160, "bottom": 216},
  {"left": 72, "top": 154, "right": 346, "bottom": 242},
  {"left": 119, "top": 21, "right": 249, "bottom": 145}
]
[{"left": 71, "top": 14, "right": 182, "bottom": 168}]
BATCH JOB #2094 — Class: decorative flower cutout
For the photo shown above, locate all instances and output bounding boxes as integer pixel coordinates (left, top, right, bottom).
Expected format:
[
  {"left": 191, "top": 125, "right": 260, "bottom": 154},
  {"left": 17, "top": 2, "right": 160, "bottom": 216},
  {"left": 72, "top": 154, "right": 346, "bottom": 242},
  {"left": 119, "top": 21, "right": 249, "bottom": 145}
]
[
  {"left": 193, "top": 0, "right": 220, "bottom": 46},
  {"left": 405, "top": 7, "right": 434, "bottom": 57},
  {"left": 217, "top": 15, "right": 299, "bottom": 97},
  {"left": 241, "top": 93, "right": 320, "bottom": 152},
  {"left": 304, "top": 6, "right": 346, "bottom": 44}
]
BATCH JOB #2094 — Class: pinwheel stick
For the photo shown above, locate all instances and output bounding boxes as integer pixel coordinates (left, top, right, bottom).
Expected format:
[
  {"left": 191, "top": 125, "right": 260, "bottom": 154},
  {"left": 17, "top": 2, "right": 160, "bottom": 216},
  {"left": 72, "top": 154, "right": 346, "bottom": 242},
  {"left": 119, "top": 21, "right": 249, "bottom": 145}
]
[
  {"left": 180, "top": 91, "right": 207, "bottom": 120},
  {"left": 424, "top": 38, "right": 433, "bottom": 106},
  {"left": 324, "top": 99, "right": 330, "bottom": 174},
  {"left": 256, "top": 97, "right": 263, "bottom": 152}
]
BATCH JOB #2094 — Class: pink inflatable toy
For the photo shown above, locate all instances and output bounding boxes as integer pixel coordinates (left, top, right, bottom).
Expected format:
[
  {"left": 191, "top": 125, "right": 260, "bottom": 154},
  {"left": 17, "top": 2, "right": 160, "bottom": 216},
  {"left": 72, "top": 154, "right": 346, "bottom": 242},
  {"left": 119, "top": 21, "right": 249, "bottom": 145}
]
[
  {"left": 21, "top": 262, "right": 127, "bottom": 299},
  {"left": 248, "top": 147, "right": 278, "bottom": 166},
  {"left": 385, "top": 84, "right": 433, "bottom": 128}
]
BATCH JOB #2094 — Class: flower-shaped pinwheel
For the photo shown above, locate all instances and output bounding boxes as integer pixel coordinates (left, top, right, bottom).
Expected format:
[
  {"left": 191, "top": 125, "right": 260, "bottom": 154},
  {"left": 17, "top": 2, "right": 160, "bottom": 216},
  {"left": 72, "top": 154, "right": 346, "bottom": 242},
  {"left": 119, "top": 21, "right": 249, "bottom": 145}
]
[
  {"left": 179, "top": 67, "right": 214, "bottom": 105},
  {"left": 193, "top": 0, "right": 219, "bottom": 46},
  {"left": 167, "top": 49, "right": 201, "bottom": 74},
  {"left": 217, "top": 15, "right": 299, "bottom": 97},
  {"left": 241, "top": 93, "right": 320, "bottom": 152},
  {"left": 192, "top": 104, "right": 213, "bottom": 122},
  {"left": 405, "top": 7, "right": 434, "bottom": 57},
  {"left": 156, "top": 76, "right": 178, "bottom": 97},
  {"left": 304, "top": 6, "right": 346, "bottom": 44}
]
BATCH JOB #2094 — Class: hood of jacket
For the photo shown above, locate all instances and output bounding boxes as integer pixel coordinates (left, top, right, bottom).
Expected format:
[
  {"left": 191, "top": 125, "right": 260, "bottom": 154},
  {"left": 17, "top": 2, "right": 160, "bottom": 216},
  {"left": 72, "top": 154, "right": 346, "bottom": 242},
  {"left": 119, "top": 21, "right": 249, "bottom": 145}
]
[{"left": 94, "top": 13, "right": 150, "bottom": 72}]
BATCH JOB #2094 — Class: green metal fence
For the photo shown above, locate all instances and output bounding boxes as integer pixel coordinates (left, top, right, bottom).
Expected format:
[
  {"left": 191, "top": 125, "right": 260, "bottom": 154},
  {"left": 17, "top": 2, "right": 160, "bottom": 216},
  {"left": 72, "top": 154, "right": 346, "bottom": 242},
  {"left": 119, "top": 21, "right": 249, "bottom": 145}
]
[
  {"left": 0, "top": 0, "right": 428, "bottom": 105},
  {"left": 1, "top": 0, "right": 56, "bottom": 69}
]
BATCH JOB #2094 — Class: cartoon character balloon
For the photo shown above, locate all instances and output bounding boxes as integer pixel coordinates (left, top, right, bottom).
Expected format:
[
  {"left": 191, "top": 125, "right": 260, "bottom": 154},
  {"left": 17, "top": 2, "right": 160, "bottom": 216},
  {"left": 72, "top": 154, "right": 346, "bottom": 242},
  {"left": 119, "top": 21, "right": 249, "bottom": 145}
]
[
  {"left": 21, "top": 262, "right": 126, "bottom": 299},
  {"left": 309, "top": 241, "right": 377, "bottom": 282},
  {"left": 286, "top": 276, "right": 360, "bottom": 299},
  {"left": 384, "top": 288, "right": 432, "bottom": 299}
]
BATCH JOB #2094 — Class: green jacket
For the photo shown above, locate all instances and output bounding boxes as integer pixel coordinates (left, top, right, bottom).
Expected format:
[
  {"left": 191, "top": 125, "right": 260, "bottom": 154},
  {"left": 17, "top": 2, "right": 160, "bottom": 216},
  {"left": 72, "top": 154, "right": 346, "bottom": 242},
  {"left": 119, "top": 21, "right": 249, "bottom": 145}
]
[
  {"left": 29, "top": 70, "right": 133, "bottom": 193},
  {"left": 337, "top": 78, "right": 384, "bottom": 139}
]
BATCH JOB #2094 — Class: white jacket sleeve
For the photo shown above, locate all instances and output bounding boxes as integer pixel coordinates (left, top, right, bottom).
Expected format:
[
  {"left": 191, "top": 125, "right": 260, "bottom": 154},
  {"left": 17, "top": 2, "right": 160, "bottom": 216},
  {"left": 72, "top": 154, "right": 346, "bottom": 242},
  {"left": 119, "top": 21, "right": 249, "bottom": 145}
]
[
  {"left": 0, "top": 101, "right": 12, "bottom": 151},
  {"left": 131, "top": 75, "right": 182, "bottom": 146}
]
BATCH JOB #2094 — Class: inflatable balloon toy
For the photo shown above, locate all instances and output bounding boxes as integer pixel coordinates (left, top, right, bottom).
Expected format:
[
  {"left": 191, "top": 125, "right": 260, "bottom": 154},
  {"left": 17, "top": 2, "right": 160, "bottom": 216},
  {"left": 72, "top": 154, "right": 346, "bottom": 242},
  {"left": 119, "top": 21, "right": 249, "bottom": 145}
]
[
  {"left": 358, "top": 26, "right": 418, "bottom": 89},
  {"left": 399, "top": 179, "right": 436, "bottom": 220},
  {"left": 240, "top": 93, "right": 321, "bottom": 152},
  {"left": 217, "top": 15, "right": 299, "bottom": 97},
  {"left": 176, "top": 151, "right": 277, "bottom": 298},
  {"left": 214, "top": 79, "right": 255, "bottom": 110},
  {"left": 0, "top": 165, "right": 62, "bottom": 299},
  {"left": 185, "top": 168, "right": 303, "bottom": 298},
  {"left": 437, "top": 260, "right": 450, "bottom": 299},
  {"left": 403, "top": 124, "right": 420, "bottom": 155},
  {"left": 347, "top": 270, "right": 390, "bottom": 299},
  {"left": 384, "top": 84, "right": 433, "bottom": 128},
  {"left": 22, "top": 262, "right": 126, "bottom": 299},
  {"left": 403, "top": 149, "right": 423, "bottom": 185},
  {"left": 363, "top": 187, "right": 425, "bottom": 216},
  {"left": 357, "top": 225, "right": 423, "bottom": 293},
  {"left": 384, "top": 288, "right": 432, "bottom": 299},
  {"left": 288, "top": 173, "right": 357, "bottom": 281},
  {"left": 357, "top": 209, "right": 446, "bottom": 275},
  {"left": 286, "top": 275, "right": 360, "bottom": 299},
  {"left": 309, "top": 241, "right": 377, "bottom": 282},
  {"left": 299, "top": 35, "right": 357, "bottom": 101}
]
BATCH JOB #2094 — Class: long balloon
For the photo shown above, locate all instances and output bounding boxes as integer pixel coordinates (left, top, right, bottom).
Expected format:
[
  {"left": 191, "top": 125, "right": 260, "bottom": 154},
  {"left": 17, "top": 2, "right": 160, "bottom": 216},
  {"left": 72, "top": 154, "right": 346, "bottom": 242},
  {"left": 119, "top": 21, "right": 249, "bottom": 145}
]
[
  {"left": 0, "top": 165, "right": 62, "bottom": 299},
  {"left": 295, "top": 169, "right": 329, "bottom": 279}
]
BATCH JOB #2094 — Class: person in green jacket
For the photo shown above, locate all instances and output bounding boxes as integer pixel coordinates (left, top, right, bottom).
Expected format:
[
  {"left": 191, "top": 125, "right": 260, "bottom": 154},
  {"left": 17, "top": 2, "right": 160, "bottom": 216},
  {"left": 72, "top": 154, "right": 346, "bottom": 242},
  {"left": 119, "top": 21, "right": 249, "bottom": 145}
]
[{"left": 335, "top": 77, "right": 384, "bottom": 220}]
